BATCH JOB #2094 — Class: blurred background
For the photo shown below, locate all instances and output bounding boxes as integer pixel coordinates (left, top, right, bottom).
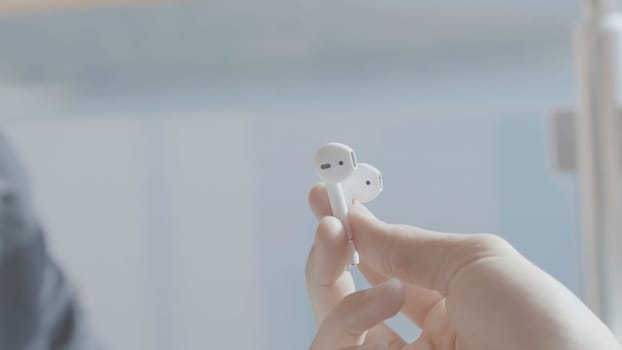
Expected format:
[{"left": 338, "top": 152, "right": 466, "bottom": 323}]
[{"left": 0, "top": 0, "right": 591, "bottom": 349}]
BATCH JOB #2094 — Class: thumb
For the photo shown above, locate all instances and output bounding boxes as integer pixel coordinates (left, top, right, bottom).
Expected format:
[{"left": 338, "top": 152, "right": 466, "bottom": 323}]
[{"left": 349, "top": 203, "right": 518, "bottom": 295}]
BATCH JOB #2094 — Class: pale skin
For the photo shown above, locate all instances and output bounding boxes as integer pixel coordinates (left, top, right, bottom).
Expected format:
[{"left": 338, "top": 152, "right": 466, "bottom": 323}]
[{"left": 306, "top": 184, "right": 621, "bottom": 350}]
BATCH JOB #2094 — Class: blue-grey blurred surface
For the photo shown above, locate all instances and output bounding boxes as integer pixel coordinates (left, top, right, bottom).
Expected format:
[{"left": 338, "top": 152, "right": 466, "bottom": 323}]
[{"left": 0, "top": 1, "right": 581, "bottom": 349}]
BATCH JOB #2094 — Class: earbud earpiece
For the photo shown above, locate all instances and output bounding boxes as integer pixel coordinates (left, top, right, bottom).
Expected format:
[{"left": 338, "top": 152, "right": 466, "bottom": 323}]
[
  {"left": 343, "top": 163, "right": 383, "bottom": 204},
  {"left": 314, "top": 143, "right": 383, "bottom": 267},
  {"left": 314, "top": 143, "right": 357, "bottom": 183}
]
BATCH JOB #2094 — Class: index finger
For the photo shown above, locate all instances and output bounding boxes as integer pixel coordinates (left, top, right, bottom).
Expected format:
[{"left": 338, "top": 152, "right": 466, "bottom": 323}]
[{"left": 309, "top": 183, "right": 332, "bottom": 219}]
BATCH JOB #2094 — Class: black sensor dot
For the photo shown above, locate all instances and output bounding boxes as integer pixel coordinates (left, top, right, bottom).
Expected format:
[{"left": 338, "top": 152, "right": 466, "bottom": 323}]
[
  {"left": 366, "top": 180, "right": 371, "bottom": 185},
  {"left": 339, "top": 161, "right": 344, "bottom": 166}
]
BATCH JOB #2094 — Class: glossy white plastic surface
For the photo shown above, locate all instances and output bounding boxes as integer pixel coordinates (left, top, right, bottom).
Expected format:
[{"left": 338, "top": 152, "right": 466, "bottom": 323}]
[{"left": 314, "top": 144, "right": 382, "bottom": 267}]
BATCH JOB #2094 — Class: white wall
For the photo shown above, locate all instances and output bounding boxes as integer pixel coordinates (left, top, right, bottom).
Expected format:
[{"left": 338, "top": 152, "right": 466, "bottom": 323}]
[
  {"left": 2, "top": 116, "right": 258, "bottom": 349},
  {"left": 0, "top": 81, "right": 581, "bottom": 348}
]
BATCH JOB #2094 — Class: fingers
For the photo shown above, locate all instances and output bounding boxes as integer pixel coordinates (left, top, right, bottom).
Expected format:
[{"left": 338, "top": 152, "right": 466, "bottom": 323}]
[
  {"left": 309, "top": 279, "right": 406, "bottom": 350},
  {"left": 306, "top": 216, "right": 355, "bottom": 323},
  {"left": 310, "top": 183, "right": 444, "bottom": 325},
  {"left": 359, "top": 261, "right": 443, "bottom": 327},
  {"left": 307, "top": 186, "right": 407, "bottom": 348},
  {"left": 349, "top": 203, "right": 517, "bottom": 295}
]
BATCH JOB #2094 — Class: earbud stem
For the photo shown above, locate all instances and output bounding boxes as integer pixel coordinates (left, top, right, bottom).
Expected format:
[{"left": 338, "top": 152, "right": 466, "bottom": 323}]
[
  {"left": 326, "top": 182, "right": 358, "bottom": 266},
  {"left": 326, "top": 183, "right": 350, "bottom": 236}
]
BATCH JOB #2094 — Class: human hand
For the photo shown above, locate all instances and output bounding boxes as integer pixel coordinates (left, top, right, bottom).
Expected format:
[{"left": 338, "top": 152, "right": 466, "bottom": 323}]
[{"left": 306, "top": 184, "right": 621, "bottom": 350}]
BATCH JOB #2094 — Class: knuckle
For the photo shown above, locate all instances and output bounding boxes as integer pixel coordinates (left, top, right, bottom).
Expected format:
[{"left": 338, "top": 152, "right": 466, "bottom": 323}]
[
  {"left": 439, "top": 233, "right": 514, "bottom": 294},
  {"left": 467, "top": 233, "right": 511, "bottom": 253}
]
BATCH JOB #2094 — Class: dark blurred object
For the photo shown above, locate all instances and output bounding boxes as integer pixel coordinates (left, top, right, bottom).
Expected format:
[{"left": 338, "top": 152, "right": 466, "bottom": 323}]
[{"left": 0, "top": 133, "right": 102, "bottom": 349}]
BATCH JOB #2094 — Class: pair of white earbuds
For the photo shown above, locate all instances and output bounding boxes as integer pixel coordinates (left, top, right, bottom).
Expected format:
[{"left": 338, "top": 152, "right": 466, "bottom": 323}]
[{"left": 314, "top": 143, "right": 383, "bottom": 266}]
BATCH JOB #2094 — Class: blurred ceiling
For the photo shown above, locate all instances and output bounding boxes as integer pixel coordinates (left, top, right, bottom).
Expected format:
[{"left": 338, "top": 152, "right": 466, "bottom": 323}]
[
  {"left": 0, "top": 0, "right": 150, "bottom": 13},
  {"left": 0, "top": 0, "right": 578, "bottom": 89}
]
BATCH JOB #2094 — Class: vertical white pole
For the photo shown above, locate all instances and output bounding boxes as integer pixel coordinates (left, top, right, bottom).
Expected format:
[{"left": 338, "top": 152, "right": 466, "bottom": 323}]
[
  {"left": 599, "top": 14, "right": 622, "bottom": 336},
  {"left": 574, "top": 12, "right": 602, "bottom": 317},
  {"left": 575, "top": 0, "right": 622, "bottom": 336}
]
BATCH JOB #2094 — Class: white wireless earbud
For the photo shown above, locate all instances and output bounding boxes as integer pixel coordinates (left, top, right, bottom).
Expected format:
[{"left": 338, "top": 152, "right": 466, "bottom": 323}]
[
  {"left": 314, "top": 143, "right": 383, "bottom": 267},
  {"left": 314, "top": 142, "right": 358, "bottom": 184},
  {"left": 314, "top": 143, "right": 359, "bottom": 265},
  {"left": 314, "top": 142, "right": 357, "bottom": 232},
  {"left": 343, "top": 163, "right": 383, "bottom": 204}
]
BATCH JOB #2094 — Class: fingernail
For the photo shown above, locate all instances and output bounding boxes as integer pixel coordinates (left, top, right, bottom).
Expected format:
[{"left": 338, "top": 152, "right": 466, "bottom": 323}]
[
  {"left": 369, "top": 278, "right": 402, "bottom": 297},
  {"left": 314, "top": 216, "right": 344, "bottom": 245},
  {"left": 325, "top": 216, "right": 344, "bottom": 233},
  {"left": 380, "top": 278, "right": 402, "bottom": 290}
]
